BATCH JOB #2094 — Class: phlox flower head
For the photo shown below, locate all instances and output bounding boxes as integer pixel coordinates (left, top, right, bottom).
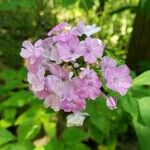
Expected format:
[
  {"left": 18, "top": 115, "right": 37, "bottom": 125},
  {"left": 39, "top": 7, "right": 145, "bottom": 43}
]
[{"left": 20, "top": 21, "right": 132, "bottom": 127}]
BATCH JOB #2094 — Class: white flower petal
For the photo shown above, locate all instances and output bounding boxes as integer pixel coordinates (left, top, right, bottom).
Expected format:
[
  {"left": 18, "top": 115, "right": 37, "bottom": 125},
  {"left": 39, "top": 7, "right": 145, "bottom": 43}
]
[{"left": 66, "top": 112, "right": 89, "bottom": 127}]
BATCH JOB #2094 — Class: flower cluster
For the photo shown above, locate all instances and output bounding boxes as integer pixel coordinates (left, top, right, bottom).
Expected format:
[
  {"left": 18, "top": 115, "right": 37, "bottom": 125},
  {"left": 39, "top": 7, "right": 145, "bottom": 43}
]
[{"left": 20, "top": 22, "right": 132, "bottom": 127}]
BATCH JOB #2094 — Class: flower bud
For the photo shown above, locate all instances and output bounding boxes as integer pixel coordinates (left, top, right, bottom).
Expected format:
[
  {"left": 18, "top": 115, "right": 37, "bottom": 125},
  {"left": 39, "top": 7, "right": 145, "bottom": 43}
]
[{"left": 106, "top": 96, "right": 117, "bottom": 110}]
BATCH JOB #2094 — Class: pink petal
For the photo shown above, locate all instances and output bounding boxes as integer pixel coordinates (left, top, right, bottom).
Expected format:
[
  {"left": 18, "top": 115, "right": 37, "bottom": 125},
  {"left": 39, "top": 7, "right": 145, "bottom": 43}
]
[
  {"left": 20, "top": 48, "right": 32, "bottom": 58},
  {"left": 22, "top": 40, "right": 33, "bottom": 49},
  {"left": 34, "top": 39, "right": 43, "bottom": 47},
  {"left": 44, "top": 93, "right": 61, "bottom": 111},
  {"left": 84, "top": 53, "right": 97, "bottom": 64}
]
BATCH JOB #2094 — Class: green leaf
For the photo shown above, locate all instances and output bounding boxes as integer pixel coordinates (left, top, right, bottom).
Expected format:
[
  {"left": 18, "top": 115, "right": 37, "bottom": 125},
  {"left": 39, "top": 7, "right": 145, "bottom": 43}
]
[
  {"left": 0, "top": 68, "right": 26, "bottom": 83},
  {"left": 138, "top": 97, "right": 150, "bottom": 126},
  {"left": 120, "top": 92, "right": 139, "bottom": 120},
  {"left": 87, "top": 121, "right": 104, "bottom": 144},
  {"left": 133, "top": 120, "right": 150, "bottom": 150},
  {"left": 66, "top": 143, "right": 91, "bottom": 150},
  {"left": 0, "top": 90, "right": 33, "bottom": 110},
  {"left": 15, "top": 103, "right": 44, "bottom": 125},
  {"left": 0, "top": 142, "right": 34, "bottom": 150},
  {"left": 62, "top": 127, "right": 88, "bottom": 142},
  {"left": 0, "top": 128, "right": 14, "bottom": 145},
  {"left": 109, "top": 6, "right": 137, "bottom": 15},
  {"left": 41, "top": 114, "right": 56, "bottom": 136},
  {"left": 0, "top": 0, "right": 36, "bottom": 11},
  {"left": 79, "top": 0, "right": 94, "bottom": 10},
  {"left": 86, "top": 97, "right": 110, "bottom": 135},
  {"left": 131, "top": 86, "right": 150, "bottom": 98},
  {"left": 45, "top": 140, "right": 64, "bottom": 150},
  {"left": 141, "top": 0, "right": 150, "bottom": 13},
  {"left": 141, "top": 0, "right": 147, "bottom": 7},
  {"left": 0, "top": 120, "right": 12, "bottom": 128},
  {"left": 133, "top": 70, "right": 150, "bottom": 86},
  {"left": 0, "top": 69, "right": 18, "bottom": 81},
  {"left": 3, "top": 108, "right": 17, "bottom": 122},
  {"left": 0, "top": 68, "right": 25, "bottom": 93},
  {"left": 18, "top": 121, "right": 41, "bottom": 142},
  {"left": 61, "top": 0, "right": 76, "bottom": 7}
]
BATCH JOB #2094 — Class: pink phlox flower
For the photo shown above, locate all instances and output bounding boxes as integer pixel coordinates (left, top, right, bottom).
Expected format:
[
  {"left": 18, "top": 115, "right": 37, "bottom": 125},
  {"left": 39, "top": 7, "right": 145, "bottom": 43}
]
[
  {"left": 44, "top": 92, "right": 61, "bottom": 111},
  {"left": 72, "top": 21, "right": 101, "bottom": 37},
  {"left": 20, "top": 39, "right": 44, "bottom": 65},
  {"left": 48, "top": 65, "right": 72, "bottom": 97},
  {"left": 47, "top": 22, "right": 68, "bottom": 36},
  {"left": 50, "top": 46, "right": 62, "bottom": 64},
  {"left": 47, "top": 75, "right": 63, "bottom": 97},
  {"left": 71, "top": 21, "right": 85, "bottom": 36},
  {"left": 42, "top": 37, "right": 61, "bottom": 64},
  {"left": 34, "top": 78, "right": 50, "bottom": 99},
  {"left": 26, "top": 59, "right": 44, "bottom": 75},
  {"left": 49, "top": 64, "right": 71, "bottom": 80},
  {"left": 106, "top": 96, "right": 117, "bottom": 110},
  {"left": 53, "top": 32, "right": 73, "bottom": 42},
  {"left": 42, "top": 37, "right": 54, "bottom": 63},
  {"left": 56, "top": 35, "right": 81, "bottom": 62},
  {"left": 83, "top": 24, "right": 101, "bottom": 37},
  {"left": 60, "top": 86, "right": 86, "bottom": 112},
  {"left": 45, "top": 74, "right": 73, "bottom": 111},
  {"left": 79, "top": 66, "right": 91, "bottom": 79},
  {"left": 101, "top": 56, "right": 117, "bottom": 79},
  {"left": 79, "top": 37, "right": 104, "bottom": 64},
  {"left": 75, "top": 69, "right": 102, "bottom": 100},
  {"left": 42, "top": 37, "right": 54, "bottom": 52},
  {"left": 106, "top": 65, "right": 132, "bottom": 96},
  {"left": 27, "top": 67, "right": 45, "bottom": 92},
  {"left": 43, "top": 75, "right": 62, "bottom": 111}
]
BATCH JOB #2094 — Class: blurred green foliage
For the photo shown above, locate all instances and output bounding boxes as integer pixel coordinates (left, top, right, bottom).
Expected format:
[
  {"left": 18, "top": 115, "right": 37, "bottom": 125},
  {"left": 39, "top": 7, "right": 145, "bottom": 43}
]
[
  {"left": 0, "top": 0, "right": 150, "bottom": 150},
  {"left": 0, "top": 67, "right": 150, "bottom": 150},
  {"left": 0, "top": 0, "right": 138, "bottom": 69}
]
